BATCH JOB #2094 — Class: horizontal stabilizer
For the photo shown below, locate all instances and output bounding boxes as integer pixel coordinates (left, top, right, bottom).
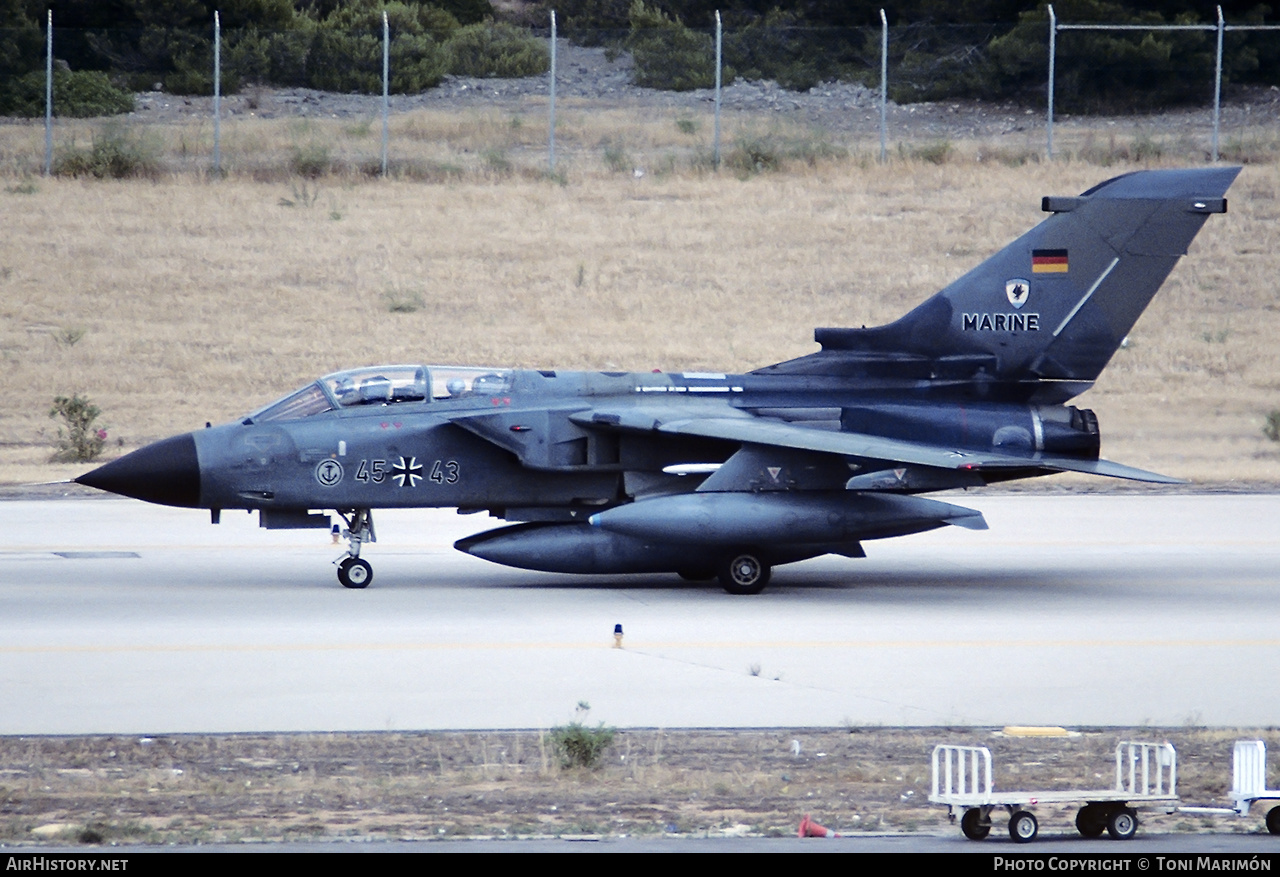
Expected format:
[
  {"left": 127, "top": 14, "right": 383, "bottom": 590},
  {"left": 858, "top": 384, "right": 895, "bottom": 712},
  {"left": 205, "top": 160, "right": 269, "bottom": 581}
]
[
  {"left": 1019, "top": 456, "right": 1185, "bottom": 484},
  {"left": 947, "top": 510, "right": 989, "bottom": 530}
]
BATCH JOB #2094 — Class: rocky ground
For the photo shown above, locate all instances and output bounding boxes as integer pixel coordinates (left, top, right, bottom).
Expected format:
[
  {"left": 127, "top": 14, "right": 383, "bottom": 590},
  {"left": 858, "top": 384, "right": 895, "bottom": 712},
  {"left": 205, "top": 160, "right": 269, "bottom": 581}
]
[
  {"left": 2, "top": 727, "right": 1276, "bottom": 845},
  {"left": 115, "top": 41, "right": 1280, "bottom": 145}
]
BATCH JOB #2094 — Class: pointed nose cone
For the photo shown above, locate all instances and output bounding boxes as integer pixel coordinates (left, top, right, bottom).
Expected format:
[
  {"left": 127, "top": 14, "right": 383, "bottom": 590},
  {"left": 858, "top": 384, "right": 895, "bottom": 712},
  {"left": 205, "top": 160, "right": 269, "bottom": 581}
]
[{"left": 75, "top": 433, "right": 201, "bottom": 508}]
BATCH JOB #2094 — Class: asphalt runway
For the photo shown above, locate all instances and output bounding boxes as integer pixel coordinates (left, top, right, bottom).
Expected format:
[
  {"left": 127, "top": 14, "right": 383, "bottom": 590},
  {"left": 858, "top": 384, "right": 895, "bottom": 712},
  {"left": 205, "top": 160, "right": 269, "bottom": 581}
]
[{"left": 1, "top": 494, "right": 1277, "bottom": 735}]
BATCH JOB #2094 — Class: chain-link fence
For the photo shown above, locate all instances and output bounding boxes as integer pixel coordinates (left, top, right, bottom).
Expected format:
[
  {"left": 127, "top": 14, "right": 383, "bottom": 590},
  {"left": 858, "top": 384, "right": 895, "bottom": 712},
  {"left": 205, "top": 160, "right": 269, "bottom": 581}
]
[{"left": 7, "top": 8, "right": 1280, "bottom": 179}]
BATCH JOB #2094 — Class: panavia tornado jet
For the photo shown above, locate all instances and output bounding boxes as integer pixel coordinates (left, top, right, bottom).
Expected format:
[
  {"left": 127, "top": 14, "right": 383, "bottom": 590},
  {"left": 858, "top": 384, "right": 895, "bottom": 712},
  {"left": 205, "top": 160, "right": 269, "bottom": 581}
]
[{"left": 77, "top": 167, "right": 1239, "bottom": 593}]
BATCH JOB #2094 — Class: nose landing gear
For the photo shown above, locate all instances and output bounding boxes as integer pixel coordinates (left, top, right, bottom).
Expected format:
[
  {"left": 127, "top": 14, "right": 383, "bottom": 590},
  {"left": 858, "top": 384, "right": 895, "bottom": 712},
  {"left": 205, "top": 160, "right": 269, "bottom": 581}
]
[{"left": 334, "top": 509, "right": 375, "bottom": 589}]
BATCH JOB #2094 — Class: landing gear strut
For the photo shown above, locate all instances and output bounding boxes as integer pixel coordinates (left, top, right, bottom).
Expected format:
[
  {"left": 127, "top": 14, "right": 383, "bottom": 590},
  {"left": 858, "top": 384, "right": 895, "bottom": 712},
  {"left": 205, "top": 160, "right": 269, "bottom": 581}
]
[{"left": 334, "top": 509, "right": 375, "bottom": 589}]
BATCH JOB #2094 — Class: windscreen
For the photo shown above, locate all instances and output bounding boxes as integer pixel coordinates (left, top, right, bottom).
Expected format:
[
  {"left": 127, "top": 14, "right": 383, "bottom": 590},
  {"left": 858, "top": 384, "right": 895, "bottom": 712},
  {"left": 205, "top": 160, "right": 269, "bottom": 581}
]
[{"left": 248, "top": 383, "right": 334, "bottom": 422}]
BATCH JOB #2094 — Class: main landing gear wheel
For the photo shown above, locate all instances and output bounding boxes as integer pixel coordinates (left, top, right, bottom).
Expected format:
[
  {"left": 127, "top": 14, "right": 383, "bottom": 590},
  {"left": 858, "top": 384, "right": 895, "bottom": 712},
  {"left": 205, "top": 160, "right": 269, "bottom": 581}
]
[
  {"left": 338, "top": 557, "right": 372, "bottom": 589},
  {"left": 1009, "top": 810, "right": 1039, "bottom": 843},
  {"left": 718, "top": 552, "right": 771, "bottom": 595},
  {"left": 960, "top": 808, "right": 990, "bottom": 840},
  {"left": 1265, "top": 806, "right": 1280, "bottom": 835},
  {"left": 1106, "top": 807, "right": 1138, "bottom": 840},
  {"left": 1076, "top": 804, "right": 1106, "bottom": 838}
]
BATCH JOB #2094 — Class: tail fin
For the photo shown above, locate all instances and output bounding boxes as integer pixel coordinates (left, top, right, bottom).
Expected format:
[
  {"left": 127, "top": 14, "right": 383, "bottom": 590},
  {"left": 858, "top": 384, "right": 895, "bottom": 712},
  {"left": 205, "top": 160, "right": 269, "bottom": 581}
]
[{"left": 760, "top": 167, "right": 1240, "bottom": 399}]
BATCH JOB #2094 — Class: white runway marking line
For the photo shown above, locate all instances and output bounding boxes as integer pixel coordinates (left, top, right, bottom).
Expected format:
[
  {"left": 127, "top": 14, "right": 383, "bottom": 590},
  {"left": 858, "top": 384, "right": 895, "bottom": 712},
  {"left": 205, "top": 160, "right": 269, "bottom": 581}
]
[{"left": 5, "top": 637, "right": 1280, "bottom": 654}]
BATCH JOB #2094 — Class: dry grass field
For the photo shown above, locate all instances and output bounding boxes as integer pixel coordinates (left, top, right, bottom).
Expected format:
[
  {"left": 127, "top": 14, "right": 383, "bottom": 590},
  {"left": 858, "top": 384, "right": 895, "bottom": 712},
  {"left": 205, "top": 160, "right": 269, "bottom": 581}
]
[
  {"left": 1, "top": 106, "right": 1279, "bottom": 488},
  {"left": 3, "top": 727, "right": 1278, "bottom": 844},
  {"left": 2, "top": 106, "right": 1280, "bottom": 848}
]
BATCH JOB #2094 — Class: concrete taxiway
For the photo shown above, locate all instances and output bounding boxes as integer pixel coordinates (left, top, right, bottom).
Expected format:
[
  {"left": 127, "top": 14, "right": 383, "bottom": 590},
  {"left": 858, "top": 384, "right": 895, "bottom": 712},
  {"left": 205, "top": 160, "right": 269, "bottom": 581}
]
[{"left": 1, "top": 494, "right": 1277, "bottom": 734}]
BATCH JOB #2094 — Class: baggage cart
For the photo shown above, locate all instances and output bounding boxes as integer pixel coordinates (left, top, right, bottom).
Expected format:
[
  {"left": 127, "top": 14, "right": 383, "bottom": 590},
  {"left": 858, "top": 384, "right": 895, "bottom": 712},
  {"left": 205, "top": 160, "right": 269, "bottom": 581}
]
[{"left": 930, "top": 740, "right": 1179, "bottom": 843}]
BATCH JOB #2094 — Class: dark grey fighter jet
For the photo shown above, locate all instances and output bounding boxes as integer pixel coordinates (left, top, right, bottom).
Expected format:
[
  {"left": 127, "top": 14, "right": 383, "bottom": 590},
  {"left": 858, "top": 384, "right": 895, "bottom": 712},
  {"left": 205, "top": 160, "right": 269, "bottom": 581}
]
[{"left": 77, "top": 167, "right": 1239, "bottom": 593}]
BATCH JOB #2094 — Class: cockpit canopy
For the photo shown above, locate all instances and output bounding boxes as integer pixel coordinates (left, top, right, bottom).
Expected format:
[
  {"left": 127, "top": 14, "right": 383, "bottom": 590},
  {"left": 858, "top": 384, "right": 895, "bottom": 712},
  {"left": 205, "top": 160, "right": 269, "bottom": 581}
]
[{"left": 246, "top": 365, "right": 514, "bottom": 423}]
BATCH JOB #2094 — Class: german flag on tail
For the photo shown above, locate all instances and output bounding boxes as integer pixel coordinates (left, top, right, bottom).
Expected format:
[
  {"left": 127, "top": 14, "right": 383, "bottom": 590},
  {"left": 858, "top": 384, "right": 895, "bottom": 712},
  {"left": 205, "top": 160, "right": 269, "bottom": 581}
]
[{"left": 1032, "top": 249, "right": 1068, "bottom": 273}]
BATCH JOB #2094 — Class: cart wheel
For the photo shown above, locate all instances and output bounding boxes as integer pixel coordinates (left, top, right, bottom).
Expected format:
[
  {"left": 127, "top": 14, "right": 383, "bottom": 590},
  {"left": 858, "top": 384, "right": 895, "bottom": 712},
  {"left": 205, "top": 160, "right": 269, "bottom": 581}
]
[
  {"left": 1107, "top": 807, "right": 1138, "bottom": 840},
  {"left": 1076, "top": 804, "right": 1106, "bottom": 838},
  {"left": 960, "top": 808, "right": 990, "bottom": 841},
  {"left": 1009, "top": 810, "right": 1039, "bottom": 843},
  {"left": 1266, "top": 806, "right": 1280, "bottom": 835}
]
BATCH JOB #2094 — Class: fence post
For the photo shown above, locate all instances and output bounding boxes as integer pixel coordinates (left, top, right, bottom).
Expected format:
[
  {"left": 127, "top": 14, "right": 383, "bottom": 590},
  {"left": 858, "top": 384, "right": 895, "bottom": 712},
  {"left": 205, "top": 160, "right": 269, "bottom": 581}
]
[
  {"left": 44, "top": 8, "right": 52, "bottom": 176},
  {"left": 1213, "top": 5, "right": 1223, "bottom": 162},
  {"left": 879, "top": 8, "right": 887, "bottom": 162},
  {"left": 1047, "top": 4, "right": 1056, "bottom": 160},
  {"left": 381, "top": 10, "right": 389, "bottom": 177},
  {"left": 548, "top": 11, "right": 557, "bottom": 174},
  {"left": 714, "top": 10, "right": 722, "bottom": 169},
  {"left": 213, "top": 11, "right": 221, "bottom": 176}
]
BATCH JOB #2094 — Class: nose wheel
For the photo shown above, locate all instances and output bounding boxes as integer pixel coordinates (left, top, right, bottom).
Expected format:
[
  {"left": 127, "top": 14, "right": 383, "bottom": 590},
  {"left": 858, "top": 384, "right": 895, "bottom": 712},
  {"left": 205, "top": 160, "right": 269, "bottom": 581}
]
[
  {"left": 338, "top": 557, "right": 372, "bottom": 589},
  {"left": 334, "top": 508, "right": 376, "bottom": 589}
]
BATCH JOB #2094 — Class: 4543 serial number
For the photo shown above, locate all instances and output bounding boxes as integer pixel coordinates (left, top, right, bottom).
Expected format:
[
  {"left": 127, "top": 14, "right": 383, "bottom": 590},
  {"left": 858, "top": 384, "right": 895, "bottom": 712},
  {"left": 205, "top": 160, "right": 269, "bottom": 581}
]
[
  {"left": 313, "top": 457, "right": 460, "bottom": 489},
  {"left": 354, "top": 457, "right": 459, "bottom": 488}
]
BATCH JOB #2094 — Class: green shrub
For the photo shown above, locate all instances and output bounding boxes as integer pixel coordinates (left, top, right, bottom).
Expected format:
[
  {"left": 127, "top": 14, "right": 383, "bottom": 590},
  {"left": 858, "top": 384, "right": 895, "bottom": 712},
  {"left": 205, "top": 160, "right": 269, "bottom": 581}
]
[
  {"left": 53, "top": 125, "right": 161, "bottom": 179},
  {"left": 226, "top": 26, "right": 316, "bottom": 89},
  {"left": 77, "top": 827, "right": 105, "bottom": 845},
  {"left": 53, "top": 327, "right": 86, "bottom": 348},
  {"left": 601, "top": 140, "right": 631, "bottom": 172},
  {"left": 626, "top": 1, "right": 715, "bottom": 91},
  {"left": 139, "top": 23, "right": 243, "bottom": 96},
  {"left": 446, "top": 21, "right": 549, "bottom": 78},
  {"left": 0, "top": 69, "right": 134, "bottom": 119},
  {"left": 549, "top": 721, "right": 616, "bottom": 769},
  {"left": 161, "top": 41, "right": 242, "bottom": 97},
  {"left": 0, "top": 10, "right": 43, "bottom": 83},
  {"left": 722, "top": 9, "right": 859, "bottom": 92},
  {"left": 310, "top": 28, "right": 450, "bottom": 93},
  {"left": 988, "top": 0, "right": 1216, "bottom": 112},
  {"left": 908, "top": 140, "right": 953, "bottom": 165},
  {"left": 384, "top": 288, "right": 425, "bottom": 313},
  {"left": 1264, "top": 411, "right": 1280, "bottom": 443},
  {"left": 306, "top": 28, "right": 383, "bottom": 93},
  {"left": 57, "top": 70, "right": 136, "bottom": 117},
  {"left": 278, "top": 181, "right": 322, "bottom": 207},
  {"left": 884, "top": 22, "right": 1001, "bottom": 104},
  {"left": 727, "top": 134, "right": 782, "bottom": 174},
  {"left": 482, "top": 147, "right": 512, "bottom": 174},
  {"left": 289, "top": 143, "right": 332, "bottom": 178},
  {"left": 164, "top": 66, "right": 243, "bottom": 96},
  {"left": 1130, "top": 133, "right": 1164, "bottom": 162},
  {"left": 435, "top": 0, "right": 495, "bottom": 26},
  {"left": 725, "top": 130, "right": 844, "bottom": 175},
  {"left": 554, "top": 0, "right": 633, "bottom": 43},
  {"left": 305, "top": 2, "right": 456, "bottom": 94},
  {"left": 50, "top": 394, "right": 106, "bottom": 463}
]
